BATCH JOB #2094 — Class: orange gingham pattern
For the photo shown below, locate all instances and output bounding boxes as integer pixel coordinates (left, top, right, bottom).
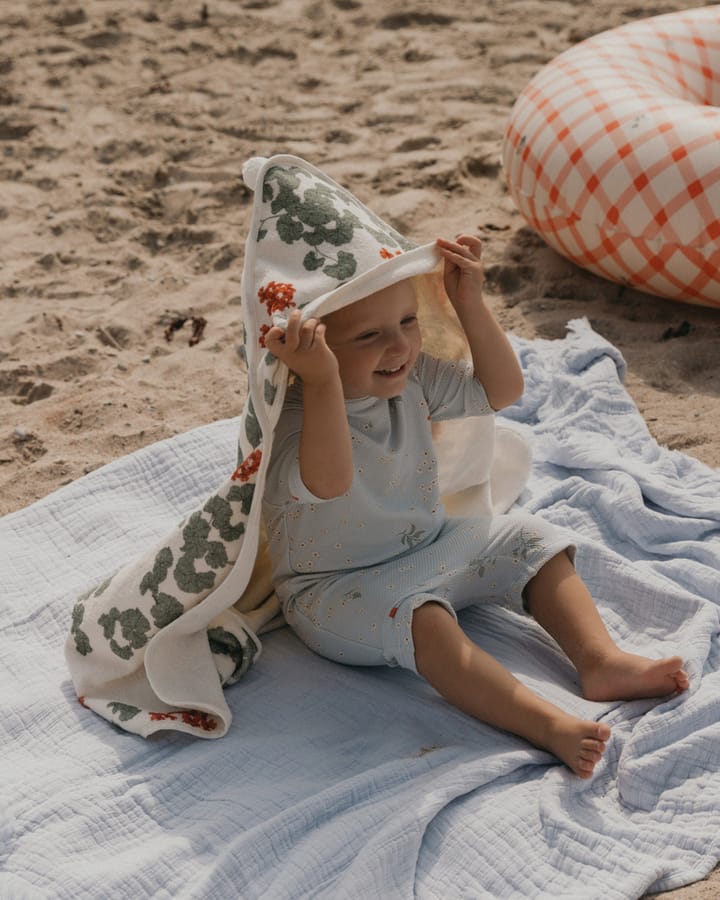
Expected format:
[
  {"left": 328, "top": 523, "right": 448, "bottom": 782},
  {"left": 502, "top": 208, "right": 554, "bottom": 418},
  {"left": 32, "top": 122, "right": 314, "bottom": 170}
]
[{"left": 502, "top": 6, "right": 720, "bottom": 308}]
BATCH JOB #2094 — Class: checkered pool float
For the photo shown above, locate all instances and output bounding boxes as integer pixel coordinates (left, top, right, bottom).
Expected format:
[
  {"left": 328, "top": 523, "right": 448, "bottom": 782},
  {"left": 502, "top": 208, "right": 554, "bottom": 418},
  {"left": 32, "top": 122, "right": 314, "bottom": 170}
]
[{"left": 502, "top": 6, "right": 720, "bottom": 308}]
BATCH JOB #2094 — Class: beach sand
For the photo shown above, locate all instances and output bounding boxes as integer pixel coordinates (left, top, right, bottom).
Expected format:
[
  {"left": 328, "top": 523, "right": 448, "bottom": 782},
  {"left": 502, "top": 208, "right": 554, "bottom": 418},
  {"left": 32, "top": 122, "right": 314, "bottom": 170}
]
[{"left": 1, "top": 1, "right": 718, "bottom": 895}]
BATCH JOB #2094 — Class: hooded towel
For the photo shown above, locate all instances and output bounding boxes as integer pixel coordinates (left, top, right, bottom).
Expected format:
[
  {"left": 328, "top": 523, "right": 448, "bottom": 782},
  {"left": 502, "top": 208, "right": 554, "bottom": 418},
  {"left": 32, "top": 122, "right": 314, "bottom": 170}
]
[{"left": 65, "top": 154, "right": 531, "bottom": 737}]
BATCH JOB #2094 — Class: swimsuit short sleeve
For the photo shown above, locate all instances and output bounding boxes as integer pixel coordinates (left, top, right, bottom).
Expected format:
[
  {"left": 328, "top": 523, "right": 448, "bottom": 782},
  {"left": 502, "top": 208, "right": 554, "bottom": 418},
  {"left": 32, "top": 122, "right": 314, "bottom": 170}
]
[
  {"left": 414, "top": 352, "right": 493, "bottom": 420},
  {"left": 264, "top": 383, "right": 339, "bottom": 509}
]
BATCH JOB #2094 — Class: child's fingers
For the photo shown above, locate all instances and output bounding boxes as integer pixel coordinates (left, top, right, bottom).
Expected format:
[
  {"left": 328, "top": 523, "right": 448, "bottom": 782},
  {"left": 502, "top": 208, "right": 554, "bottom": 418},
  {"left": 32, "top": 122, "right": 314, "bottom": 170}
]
[
  {"left": 439, "top": 234, "right": 483, "bottom": 256},
  {"left": 436, "top": 239, "right": 482, "bottom": 269},
  {"left": 282, "top": 309, "right": 302, "bottom": 344},
  {"left": 268, "top": 315, "right": 326, "bottom": 356},
  {"left": 298, "top": 318, "right": 323, "bottom": 349},
  {"left": 313, "top": 321, "right": 328, "bottom": 345},
  {"left": 267, "top": 309, "right": 303, "bottom": 351},
  {"left": 456, "top": 234, "right": 483, "bottom": 255},
  {"left": 265, "top": 325, "right": 287, "bottom": 347}
]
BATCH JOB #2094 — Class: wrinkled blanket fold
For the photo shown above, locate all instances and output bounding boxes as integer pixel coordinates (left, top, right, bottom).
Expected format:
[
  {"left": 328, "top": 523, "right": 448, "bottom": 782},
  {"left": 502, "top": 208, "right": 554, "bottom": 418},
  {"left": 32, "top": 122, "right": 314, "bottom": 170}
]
[{"left": 2, "top": 319, "right": 719, "bottom": 899}]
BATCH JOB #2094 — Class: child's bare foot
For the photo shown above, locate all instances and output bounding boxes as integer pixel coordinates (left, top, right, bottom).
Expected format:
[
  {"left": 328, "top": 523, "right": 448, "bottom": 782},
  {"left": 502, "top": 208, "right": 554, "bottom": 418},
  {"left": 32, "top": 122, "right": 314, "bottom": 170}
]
[
  {"left": 545, "top": 716, "right": 611, "bottom": 778},
  {"left": 580, "top": 650, "right": 689, "bottom": 702}
]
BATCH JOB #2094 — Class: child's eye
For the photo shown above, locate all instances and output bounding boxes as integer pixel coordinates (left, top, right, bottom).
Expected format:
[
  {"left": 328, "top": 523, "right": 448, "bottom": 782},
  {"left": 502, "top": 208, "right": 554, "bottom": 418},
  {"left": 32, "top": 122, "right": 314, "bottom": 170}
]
[
  {"left": 355, "top": 330, "right": 379, "bottom": 342},
  {"left": 402, "top": 315, "right": 417, "bottom": 326}
]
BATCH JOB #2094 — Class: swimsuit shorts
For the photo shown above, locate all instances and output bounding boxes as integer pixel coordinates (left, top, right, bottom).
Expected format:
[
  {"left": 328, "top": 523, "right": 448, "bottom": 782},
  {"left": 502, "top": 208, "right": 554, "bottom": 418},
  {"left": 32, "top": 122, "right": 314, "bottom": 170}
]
[{"left": 283, "top": 513, "right": 575, "bottom": 673}]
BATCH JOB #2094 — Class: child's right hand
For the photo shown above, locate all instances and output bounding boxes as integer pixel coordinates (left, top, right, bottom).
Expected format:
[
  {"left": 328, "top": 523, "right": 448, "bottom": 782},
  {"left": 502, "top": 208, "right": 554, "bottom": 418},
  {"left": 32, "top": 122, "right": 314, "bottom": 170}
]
[{"left": 265, "top": 309, "right": 340, "bottom": 386}]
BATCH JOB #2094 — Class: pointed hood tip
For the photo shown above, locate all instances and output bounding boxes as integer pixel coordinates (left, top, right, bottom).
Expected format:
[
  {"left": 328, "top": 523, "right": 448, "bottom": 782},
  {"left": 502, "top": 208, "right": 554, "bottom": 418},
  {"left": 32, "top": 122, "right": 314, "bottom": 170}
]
[{"left": 242, "top": 156, "right": 268, "bottom": 191}]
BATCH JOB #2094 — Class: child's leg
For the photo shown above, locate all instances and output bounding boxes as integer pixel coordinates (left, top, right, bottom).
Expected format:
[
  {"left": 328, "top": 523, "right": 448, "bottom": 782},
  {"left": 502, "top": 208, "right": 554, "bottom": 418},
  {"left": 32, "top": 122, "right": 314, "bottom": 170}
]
[
  {"left": 412, "top": 602, "right": 611, "bottom": 778},
  {"left": 524, "top": 551, "right": 689, "bottom": 701}
]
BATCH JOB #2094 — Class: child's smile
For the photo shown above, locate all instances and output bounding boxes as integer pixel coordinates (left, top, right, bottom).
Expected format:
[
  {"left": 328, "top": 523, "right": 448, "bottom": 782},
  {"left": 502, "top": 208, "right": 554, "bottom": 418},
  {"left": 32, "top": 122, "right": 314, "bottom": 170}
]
[{"left": 323, "top": 280, "right": 422, "bottom": 400}]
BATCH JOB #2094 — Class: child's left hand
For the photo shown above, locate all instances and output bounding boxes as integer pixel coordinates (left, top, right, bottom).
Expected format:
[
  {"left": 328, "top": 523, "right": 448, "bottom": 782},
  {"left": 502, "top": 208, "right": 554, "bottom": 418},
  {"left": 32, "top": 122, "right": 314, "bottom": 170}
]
[{"left": 436, "top": 235, "right": 485, "bottom": 309}]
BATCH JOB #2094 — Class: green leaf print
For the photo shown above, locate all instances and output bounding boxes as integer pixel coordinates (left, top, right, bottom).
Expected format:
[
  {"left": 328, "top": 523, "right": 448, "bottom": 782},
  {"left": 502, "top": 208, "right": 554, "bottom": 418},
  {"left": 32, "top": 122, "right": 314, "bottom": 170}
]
[
  {"left": 513, "top": 530, "right": 544, "bottom": 562},
  {"left": 302, "top": 227, "right": 326, "bottom": 248},
  {"left": 303, "top": 251, "right": 325, "bottom": 271},
  {"left": 107, "top": 701, "right": 141, "bottom": 722},
  {"left": 277, "top": 214, "right": 305, "bottom": 243},
  {"left": 245, "top": 400, "right": 261, "bottom": 449},
  {"left": 324, "top": 249, "right": 357, "bottom": 281},
  {"left": 150, "top": 593, "right": 184, "bottom": 629},
  {"left": 97, "top": 607, "right": 151, "bottom": 660},
  {"left": 204, "top": 493, "right": 246, "bottom": 542},
  {"left": 207, "top": 626, "right": 256, "bottom": 681},
  {"left": 267, "top": 167, "right": 301, "bottom": 214},
  {"left": 139, "top": 546, "right": 173, "bottom": 598},
  {"left": 363, "top": 220, "right": 415, "bottom": 251},
  {"left": 138, "top": 547, "right": 184, "bottom": 628},
  {"left": 298, "top": 187, "right": 336, "bottom": 226},
  {"left": 399, "top": 523, "right": 427, "bottom": 550},
  {"left": 322, "top": 211, "right": 357, "bottom": 247},
  {"left": 263, "top": 378, "right": 278, "bottom": 405},
  {"left": 227, "top": 482, "right": 255, "bottom": 516},
  {"left": 255, "top": 164, "right": 422, "bottom": 297},
  {"left": 204, "top": 540, "right": 230, "bottom": 570},
  {"left": 467, "top": 554, "right": 497, "bottom": 578},
  {"left": 70, "top": 601, "right": 92, "bottom": 656},
  {"left": 256, "top": 166, "right": 377, "bottom": 285},
  {"left": 173, "top": 513, "right": 226, "bottom": 594}
]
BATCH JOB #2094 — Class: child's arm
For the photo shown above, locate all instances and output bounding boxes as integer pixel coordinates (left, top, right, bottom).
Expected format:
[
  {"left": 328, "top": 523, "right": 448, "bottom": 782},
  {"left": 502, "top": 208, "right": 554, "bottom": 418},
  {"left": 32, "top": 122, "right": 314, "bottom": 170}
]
[
  {"left": 265, "top": 310, "right": 353, "bottom": 499},
  {"left": 435, "top": 235, "right": 524, "bottom": 411}
]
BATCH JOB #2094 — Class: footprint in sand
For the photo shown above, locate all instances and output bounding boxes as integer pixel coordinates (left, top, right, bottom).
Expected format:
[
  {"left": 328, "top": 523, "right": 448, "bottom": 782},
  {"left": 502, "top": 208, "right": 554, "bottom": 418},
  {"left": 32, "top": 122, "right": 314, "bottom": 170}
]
[
  {"left": 0, "top": 368, "right": 54, "bottom": 406},
  {"left": 137, "top": 226, "right": 217, "bottom": 255},
  {"left": 10, "top": 429, "right": 47, "bottom": 462},
  {"left": 379, "top": 12, "right": 455, "bottom": 29}
]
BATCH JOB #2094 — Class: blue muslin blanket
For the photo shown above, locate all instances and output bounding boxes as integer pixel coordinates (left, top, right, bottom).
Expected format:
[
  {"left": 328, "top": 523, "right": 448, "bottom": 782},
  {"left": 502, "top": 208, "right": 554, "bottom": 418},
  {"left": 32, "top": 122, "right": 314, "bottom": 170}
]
[{"left": 1, "top": 318, "right": 719, "bottom": 899}]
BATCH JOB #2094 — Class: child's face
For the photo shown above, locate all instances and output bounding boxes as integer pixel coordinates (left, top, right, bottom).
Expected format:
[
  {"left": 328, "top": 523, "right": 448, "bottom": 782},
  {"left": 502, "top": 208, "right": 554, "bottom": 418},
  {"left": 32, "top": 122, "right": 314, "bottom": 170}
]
[{"left": 323, "top": 279, "right": 422, "bottom": 399}]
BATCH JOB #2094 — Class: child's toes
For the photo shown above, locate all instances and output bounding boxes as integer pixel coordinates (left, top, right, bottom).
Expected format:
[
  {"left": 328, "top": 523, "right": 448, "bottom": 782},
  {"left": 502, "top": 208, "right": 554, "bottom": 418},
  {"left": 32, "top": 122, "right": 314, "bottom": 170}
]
[
  {"left": 581, "top": 737, "right": 606, "bottom": 756},
  {"left": 576, "top": 757, "right": 596, "bottom": 778},
  {"left": 579, "top": 745, "right": 603, "bottom": 764},
  {"left": 595, "top": 722, "right": 612, "bottom": 742}
]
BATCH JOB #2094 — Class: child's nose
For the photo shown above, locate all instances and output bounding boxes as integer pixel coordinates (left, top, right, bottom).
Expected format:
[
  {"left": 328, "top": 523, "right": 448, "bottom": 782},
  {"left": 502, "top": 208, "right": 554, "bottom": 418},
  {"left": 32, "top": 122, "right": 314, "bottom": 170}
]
[{"left": 387, "top": 329, "right": 409, "bottom": 355}]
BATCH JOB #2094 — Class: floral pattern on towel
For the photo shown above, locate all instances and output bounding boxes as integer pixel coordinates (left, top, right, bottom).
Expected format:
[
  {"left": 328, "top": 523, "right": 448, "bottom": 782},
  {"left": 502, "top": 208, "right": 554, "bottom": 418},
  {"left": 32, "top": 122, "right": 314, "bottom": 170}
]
[
  {"left": 257, "top": 164, "right": 413, "bottom": 284},
  {"left": 65, "top": 154, "right": 432, "bottom": 739}
]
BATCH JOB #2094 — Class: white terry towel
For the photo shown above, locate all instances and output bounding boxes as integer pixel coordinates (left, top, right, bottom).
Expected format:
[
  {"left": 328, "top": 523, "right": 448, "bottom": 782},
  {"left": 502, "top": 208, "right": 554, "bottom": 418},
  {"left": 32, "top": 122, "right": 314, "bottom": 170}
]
[{"left": 65, "top": 154, "right": 531, "bottom": 738}]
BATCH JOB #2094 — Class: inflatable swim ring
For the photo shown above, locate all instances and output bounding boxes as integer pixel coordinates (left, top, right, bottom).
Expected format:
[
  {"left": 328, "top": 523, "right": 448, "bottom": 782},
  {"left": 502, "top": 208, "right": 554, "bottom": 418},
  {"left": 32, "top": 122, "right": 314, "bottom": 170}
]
[{"left": 502, "top": 6, "right": 720, "bottom": 308}]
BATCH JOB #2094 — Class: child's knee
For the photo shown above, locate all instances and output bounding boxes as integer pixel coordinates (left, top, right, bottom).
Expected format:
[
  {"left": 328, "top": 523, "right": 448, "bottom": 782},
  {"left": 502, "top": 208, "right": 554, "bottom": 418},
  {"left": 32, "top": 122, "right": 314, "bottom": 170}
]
[
  {"left": 524, "top": 547, "right": 578, "bottom": 613},
  {"left": 411, "top": 601, "right": 454, "bottom": 655},
  {"left": 529, "top": 548, "right": 576, "bottom": 587}
]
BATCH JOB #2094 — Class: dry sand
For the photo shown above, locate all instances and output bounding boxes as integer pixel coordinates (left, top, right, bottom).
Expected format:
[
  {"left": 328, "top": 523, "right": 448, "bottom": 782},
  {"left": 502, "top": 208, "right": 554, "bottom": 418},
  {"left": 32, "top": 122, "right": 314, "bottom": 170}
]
[{"left": 1, "top": 1, "right": 718, "bottom": 895}]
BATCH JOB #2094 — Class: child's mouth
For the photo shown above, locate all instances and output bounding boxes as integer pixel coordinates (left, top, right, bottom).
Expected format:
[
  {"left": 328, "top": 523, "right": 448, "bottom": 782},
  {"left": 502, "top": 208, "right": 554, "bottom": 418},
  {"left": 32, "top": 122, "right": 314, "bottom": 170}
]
[{"left": 375, "top": 364, "right": 406, "bottom": 377}]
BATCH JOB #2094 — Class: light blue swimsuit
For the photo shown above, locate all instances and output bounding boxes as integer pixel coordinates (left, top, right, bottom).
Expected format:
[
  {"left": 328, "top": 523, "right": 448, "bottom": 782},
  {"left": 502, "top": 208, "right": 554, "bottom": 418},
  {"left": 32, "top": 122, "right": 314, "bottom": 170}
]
[{"left": 262, "top": 352, "right": 573, "bottom": 673}]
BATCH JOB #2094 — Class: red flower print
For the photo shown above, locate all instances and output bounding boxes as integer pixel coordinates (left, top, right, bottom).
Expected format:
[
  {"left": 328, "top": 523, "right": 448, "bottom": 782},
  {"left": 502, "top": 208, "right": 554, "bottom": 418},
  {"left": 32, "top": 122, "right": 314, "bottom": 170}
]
[
  {"left": 148, "top": 710, "right": 217, "bottom": 732},
  {"left": 259, "top": 323, "right": 271, "bottom": 348},
  {"left": 380, "top": 247, "right": 402, "bottom": 260},
  {"left": 180, "top": 710, "right": 218, "bottom": 732},
  {"left": 149, "top": 711, "right": 178, "bottom": 722},
  {"left": 231, "top": 448, "right": 262, "bottom": 483},
  {"left": 78, "top": 696, "right": 89, "bottom": 709},
  {"left": 258, "top": 281, "right": 297, "bottom": 317}
]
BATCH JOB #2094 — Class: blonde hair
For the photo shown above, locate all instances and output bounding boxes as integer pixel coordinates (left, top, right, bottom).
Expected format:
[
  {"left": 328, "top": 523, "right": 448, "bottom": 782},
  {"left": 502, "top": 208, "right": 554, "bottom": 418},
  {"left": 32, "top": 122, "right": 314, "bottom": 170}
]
[
  {"left": 317, "top": 268, "right": 469, "bottom": 363},
  {"left": 413, "top": 268, "right": 469, "bottom": 362}
]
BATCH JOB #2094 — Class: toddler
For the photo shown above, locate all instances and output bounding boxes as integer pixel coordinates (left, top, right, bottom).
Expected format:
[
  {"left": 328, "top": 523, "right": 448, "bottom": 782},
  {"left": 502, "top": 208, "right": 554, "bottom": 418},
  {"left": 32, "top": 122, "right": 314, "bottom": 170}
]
[{"left": 262, "top": 233, "right": 688, "bottom": 778}]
